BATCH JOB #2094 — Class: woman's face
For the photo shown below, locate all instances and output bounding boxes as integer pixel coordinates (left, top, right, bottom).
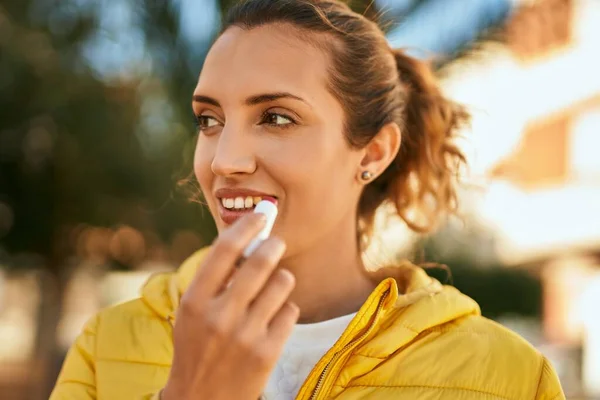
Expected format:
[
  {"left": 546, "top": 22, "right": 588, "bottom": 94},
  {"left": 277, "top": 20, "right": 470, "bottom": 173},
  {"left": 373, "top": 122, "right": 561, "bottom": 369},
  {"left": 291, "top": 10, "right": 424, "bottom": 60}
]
[{"left": 192, "top": 24, "right": 364, "bottom": 256}]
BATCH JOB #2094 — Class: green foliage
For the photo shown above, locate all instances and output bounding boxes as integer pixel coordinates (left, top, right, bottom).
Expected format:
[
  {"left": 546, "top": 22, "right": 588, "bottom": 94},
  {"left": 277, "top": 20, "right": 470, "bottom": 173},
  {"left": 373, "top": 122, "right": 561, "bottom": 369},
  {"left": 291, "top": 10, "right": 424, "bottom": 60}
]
[
  {"left": 0, "top": 0, "right": 215, "bottom": 272},
  {"left": 416, "top": 224, "right": 542, "bottom": 319}
]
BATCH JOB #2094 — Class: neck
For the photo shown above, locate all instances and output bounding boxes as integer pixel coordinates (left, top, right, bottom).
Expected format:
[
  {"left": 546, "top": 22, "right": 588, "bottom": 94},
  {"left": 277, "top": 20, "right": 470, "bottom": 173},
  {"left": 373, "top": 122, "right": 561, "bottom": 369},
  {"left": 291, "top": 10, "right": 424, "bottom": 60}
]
[{"left": 279, "top": 217, "right": 376, "bottom": 324}]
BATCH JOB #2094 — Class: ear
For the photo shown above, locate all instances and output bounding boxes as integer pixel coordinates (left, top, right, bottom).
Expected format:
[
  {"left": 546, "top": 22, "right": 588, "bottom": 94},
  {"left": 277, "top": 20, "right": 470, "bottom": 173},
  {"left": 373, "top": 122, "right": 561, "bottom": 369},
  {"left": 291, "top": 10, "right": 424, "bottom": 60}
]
[{"left": 358, "top": 122, "right": 401, "bottom": 181}]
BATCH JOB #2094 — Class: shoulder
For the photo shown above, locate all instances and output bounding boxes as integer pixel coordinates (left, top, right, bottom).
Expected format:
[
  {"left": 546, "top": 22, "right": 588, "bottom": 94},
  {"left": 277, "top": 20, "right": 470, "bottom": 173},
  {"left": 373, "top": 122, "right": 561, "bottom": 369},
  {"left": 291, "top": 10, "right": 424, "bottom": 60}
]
[
  {"left": 436, "top": 314, "right": 546, "bottom": 370},
  {"left": 53, "top": 298, "right": 172, "bottom": 399},
  {"left": 440, "top": 313, "right": 542, "bottom": 358},
  {"left": 441, "top": 315, "right": 564, "bottom": 399},
  {"left": 90, "top": 298, "right": 172, "bottom": 365},
  {"left": 411, "top": 315, "right": 556, "bottom": 398},
  {"left": 354, "top": 312, "right": 557, "bottom": 399}
]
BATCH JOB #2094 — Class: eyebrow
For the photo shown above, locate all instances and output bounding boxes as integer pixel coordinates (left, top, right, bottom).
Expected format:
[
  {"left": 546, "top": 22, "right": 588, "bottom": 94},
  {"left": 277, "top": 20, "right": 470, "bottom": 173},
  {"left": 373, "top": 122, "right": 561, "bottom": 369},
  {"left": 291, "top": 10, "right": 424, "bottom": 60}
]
[{"left": 192, "top": 92, "right": 310, "bottom": 108}]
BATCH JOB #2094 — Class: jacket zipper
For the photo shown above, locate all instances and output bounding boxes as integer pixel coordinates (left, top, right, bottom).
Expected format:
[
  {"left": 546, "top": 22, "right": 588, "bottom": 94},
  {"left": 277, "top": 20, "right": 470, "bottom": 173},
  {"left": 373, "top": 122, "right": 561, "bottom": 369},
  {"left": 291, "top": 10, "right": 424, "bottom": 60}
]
[{"left": 308, "top": 289, "right": 390, "bottom": 400}]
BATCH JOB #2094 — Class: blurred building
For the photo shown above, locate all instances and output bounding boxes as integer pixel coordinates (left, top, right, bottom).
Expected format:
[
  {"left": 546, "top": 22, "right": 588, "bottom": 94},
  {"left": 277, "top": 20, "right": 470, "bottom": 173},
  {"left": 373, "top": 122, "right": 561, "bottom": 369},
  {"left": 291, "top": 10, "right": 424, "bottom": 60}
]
[{"left": 438, "top": 0, "right": 600, "bottom": 396}]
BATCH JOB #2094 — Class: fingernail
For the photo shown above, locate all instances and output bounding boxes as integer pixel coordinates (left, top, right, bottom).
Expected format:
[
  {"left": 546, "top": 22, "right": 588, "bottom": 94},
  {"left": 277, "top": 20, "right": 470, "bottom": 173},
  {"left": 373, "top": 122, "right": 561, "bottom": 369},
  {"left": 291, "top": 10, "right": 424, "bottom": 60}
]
[{"left": 279, "top": 268, "right": 295, "bottom": 282}]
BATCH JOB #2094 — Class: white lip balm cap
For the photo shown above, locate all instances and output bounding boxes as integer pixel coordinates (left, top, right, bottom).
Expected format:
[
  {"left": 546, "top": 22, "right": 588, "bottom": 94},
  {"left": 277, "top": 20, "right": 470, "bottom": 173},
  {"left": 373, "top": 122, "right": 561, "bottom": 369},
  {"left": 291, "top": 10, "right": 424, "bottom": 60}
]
[{"left": 243, "top": 200, "right": 278, "bottom": 258}]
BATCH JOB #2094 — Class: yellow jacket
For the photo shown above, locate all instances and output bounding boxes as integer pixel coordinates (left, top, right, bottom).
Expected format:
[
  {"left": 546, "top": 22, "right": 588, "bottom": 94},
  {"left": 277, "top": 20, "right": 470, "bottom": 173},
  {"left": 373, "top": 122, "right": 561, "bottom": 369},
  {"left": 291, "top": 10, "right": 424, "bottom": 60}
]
[{"left": 51, "top": 248, "right": 565, "bottom": 399}]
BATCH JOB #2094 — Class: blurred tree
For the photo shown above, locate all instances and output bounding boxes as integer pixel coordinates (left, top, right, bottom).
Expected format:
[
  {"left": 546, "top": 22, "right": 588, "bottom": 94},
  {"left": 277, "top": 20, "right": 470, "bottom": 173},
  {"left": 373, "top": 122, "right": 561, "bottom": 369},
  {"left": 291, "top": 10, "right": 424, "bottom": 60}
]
[{"left": 0, "top": 0, "right": 212, "bottom": 395}]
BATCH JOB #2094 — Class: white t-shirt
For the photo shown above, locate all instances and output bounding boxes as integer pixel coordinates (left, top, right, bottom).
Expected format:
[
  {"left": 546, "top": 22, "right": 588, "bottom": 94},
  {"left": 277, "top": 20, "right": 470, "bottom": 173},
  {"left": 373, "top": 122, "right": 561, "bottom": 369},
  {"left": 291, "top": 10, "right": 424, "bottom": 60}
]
[{"left": 263, "top": 312, "right": 357, "bottom": 400}]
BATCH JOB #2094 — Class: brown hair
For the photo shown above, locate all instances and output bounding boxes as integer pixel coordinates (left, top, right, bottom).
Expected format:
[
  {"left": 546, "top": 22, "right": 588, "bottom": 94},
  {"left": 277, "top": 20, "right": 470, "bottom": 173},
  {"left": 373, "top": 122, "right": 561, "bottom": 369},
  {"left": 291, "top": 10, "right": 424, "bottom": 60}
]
[{"left": 223, "top": 0, "right": 469, "bottom": 241}]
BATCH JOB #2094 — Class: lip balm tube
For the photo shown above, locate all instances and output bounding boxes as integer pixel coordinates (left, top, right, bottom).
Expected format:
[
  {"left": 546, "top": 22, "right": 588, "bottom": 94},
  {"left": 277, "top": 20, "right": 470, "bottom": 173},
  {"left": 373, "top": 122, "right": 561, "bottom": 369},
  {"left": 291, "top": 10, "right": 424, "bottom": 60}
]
[{"left": 243, "top": 199, "right": 278, "bottom": 258}]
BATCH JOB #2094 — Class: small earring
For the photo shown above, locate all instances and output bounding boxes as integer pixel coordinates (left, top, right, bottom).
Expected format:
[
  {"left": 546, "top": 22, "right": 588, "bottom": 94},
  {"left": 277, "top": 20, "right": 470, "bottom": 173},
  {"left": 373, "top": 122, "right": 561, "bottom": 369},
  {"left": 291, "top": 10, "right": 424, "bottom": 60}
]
[{"left": 361, "top": 170, "right": 373, "bottom": 181}]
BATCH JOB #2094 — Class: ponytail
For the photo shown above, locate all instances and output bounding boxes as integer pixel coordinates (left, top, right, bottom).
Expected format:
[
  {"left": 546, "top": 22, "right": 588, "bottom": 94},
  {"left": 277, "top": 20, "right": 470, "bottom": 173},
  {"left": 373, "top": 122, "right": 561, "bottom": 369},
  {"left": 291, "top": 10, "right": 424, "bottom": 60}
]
[{"left": 360, "top": 50, "right": 469, "bottom": 238}]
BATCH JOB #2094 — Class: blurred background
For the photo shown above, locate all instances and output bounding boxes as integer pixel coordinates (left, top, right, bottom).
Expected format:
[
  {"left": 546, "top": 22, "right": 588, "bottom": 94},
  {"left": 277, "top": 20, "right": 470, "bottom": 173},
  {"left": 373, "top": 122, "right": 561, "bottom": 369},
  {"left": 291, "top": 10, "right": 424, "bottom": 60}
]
[{"left": 0, "top": 0, "right": 598, "bottom": 398}]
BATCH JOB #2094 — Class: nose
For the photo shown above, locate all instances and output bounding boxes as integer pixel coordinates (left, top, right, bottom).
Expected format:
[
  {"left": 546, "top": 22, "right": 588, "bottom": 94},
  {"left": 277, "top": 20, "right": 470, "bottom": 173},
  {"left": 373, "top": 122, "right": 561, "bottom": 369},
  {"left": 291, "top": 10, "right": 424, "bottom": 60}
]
[{"left": 211, "top": 127, "right": 257, "bottom": 177}]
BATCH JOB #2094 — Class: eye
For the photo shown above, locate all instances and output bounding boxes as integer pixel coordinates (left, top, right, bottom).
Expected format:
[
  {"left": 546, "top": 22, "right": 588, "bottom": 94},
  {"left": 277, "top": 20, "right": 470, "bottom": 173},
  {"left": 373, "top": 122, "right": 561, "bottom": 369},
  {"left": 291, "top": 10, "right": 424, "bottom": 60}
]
[
  {"left": 196, "top": 115, "right": 220, "bottom": 130},
  {"left": 260, "top": 111, "right": 296, "bottom": 127}
]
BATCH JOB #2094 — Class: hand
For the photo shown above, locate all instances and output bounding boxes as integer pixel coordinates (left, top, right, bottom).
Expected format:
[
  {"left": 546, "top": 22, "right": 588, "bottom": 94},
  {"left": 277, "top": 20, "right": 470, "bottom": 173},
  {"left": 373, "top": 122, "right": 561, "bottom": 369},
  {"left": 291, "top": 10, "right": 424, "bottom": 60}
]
[{"left": 162, "top": 213, "right": 298, "bottom": 400}]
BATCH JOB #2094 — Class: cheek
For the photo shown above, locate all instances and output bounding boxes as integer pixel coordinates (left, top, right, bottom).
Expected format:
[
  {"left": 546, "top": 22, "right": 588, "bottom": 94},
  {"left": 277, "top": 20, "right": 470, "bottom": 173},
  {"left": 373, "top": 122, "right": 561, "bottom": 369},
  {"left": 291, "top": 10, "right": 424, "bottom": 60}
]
[
  {"left": 267, "top": 132, "right": 338, "bottom": 195},
  {"left": 193, "top": 137, "right": 214, "bottom": 194},
  {"left": 273, "top": 129, "right": 358, "bottom": 227}
]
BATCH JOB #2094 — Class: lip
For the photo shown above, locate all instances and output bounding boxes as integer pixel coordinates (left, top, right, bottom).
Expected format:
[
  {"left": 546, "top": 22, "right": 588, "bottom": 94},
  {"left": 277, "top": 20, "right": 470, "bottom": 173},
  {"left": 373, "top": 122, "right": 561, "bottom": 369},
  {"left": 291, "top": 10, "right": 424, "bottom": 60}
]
[{"left": 214, "top": 188, "right": 278, "bottom": 225}]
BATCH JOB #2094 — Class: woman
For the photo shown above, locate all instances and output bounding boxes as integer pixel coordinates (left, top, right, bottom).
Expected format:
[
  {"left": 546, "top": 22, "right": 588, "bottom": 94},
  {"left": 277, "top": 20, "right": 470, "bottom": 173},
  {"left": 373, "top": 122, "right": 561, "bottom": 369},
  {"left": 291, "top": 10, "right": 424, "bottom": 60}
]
[{"left": 50, "top": 1, "right": 565, "bottom": 399}]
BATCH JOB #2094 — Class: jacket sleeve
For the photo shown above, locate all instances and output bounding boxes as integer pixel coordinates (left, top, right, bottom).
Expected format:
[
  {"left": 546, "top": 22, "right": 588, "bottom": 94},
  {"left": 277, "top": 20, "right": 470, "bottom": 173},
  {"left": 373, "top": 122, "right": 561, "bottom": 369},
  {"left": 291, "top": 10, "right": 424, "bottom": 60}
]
[
  {"left": 49, "top": 314, "right": 164, "bottom": 400},
  {"left": 49, "top": 315, "right": 99, "bottom": 400},
  {"left": 535, "top": 357, "right": 565, "bottom": 400}
]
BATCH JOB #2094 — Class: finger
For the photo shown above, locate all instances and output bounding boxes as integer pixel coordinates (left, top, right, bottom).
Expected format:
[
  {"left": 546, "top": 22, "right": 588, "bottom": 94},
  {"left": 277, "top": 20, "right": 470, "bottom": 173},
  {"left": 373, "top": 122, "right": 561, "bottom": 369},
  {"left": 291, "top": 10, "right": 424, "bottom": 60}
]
[
  {"left": 217, "top": 266, "right": 237, "bottom": 295},
  {"left": 188, "top": 213, "right": 266, "bottom": 299},
  {"left": 247, "top": 269, "right": 295, "bottom": 328},
  {"left": 224, "top": 237, "right": 286, "bottom": 308},
  {"left": 267, "top": 301, "right": 299, "bottom": 344}
]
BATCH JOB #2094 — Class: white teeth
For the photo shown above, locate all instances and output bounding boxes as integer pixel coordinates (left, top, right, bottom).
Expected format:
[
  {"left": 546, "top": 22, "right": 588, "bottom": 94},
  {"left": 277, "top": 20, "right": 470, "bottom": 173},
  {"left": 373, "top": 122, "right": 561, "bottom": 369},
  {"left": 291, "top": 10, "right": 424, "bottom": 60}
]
[{"left": 221, "top": 196, "right": 260, "bottom": 210}]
